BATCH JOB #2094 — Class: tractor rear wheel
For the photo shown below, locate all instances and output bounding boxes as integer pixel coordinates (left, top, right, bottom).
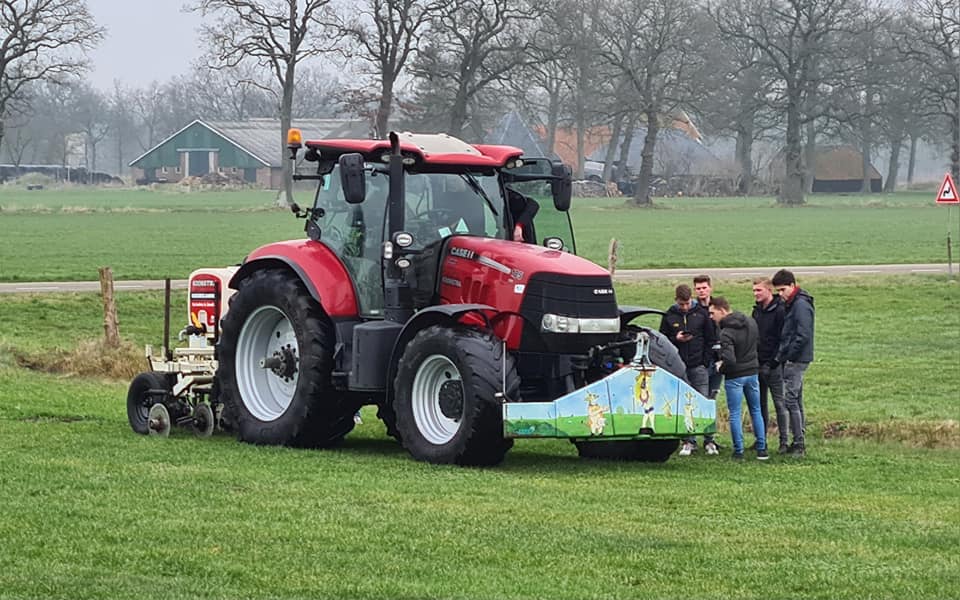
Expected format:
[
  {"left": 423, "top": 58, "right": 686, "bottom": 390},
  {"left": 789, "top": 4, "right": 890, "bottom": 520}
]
[
  {"left": 394, "top": 325, "right": 518, "bottom": 466},
  {"left": 127, "top": 371, "right": 172, "bottom": 435},
  {"left": 574, "top": 439, "right": 679, "bottom": 462},
  {"left": 218, "top": 269, "right": 356, "bottom": 448}
]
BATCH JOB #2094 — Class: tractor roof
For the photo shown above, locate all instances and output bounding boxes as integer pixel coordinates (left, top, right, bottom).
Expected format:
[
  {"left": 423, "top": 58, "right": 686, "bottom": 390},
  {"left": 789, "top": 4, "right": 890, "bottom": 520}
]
[{"left": 304, "top": 132, "right": 523, "bottom": 169}]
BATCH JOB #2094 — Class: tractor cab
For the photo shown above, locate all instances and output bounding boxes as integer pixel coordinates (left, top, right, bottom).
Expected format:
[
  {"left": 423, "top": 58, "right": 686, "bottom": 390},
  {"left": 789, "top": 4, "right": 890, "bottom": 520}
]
[{"left": 291, "top": 131, "right": 575, "bottom": 319}]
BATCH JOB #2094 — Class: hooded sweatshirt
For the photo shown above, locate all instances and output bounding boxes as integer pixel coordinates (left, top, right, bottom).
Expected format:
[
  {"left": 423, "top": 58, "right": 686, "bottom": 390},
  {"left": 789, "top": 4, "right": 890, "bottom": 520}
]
[
  {"left": 776, "top": 288, "right": 815, "bottom": 364},
  {"left": 718, "top": 311, "right": 759, "bottom": 379}
]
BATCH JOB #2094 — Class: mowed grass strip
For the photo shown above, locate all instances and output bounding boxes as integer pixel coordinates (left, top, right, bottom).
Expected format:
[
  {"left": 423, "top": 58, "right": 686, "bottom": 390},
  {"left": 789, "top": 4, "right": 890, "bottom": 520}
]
[
  {"left": 0, "top": 277, "right": 957, "bottom": 599},
  {"left": 0, "top": 189, "right": 953, "bottom": 281}
]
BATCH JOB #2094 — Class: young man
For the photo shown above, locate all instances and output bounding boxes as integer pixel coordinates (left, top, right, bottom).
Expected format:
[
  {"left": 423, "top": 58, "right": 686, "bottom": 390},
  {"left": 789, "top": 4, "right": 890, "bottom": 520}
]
[
  {"left": 659, "top": 284, "right": 718, "bottom": 456},
  {"left": 693, "top": 274, "right": 722, "bottom": 400},
  {"left": 708, "top": 297, "right": 767, "bottom": 460},
  {"left": 772, "top": 269, "right": 815, "bottom": 458},
  {"left": 751, "top": 277, "right": 788, "bottom": 453}
]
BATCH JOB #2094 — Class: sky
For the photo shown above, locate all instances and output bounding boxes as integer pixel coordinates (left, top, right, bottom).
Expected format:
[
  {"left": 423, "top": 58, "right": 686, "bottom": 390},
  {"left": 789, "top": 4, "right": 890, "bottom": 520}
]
[{"left": 85, "top": 0, "right": 202, "bottom": 89}]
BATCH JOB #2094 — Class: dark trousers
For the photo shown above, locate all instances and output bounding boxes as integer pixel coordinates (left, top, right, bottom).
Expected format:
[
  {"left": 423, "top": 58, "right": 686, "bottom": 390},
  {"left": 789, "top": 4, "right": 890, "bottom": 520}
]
[{"left": 759, "top": 363, "right": 788, "bottom": 446}]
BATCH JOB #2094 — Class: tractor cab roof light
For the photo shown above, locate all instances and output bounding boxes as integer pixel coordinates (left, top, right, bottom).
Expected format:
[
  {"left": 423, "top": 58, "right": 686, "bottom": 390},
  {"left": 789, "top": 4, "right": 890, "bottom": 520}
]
[{"left": 287, "top": 128, "right": 303, "bottom": 148}]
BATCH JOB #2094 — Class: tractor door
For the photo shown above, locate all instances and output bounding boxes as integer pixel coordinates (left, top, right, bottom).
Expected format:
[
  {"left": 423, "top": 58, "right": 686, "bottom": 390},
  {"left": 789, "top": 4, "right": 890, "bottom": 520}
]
[{"left": 310, "top": 169, "right": 387, "bottom": 316}]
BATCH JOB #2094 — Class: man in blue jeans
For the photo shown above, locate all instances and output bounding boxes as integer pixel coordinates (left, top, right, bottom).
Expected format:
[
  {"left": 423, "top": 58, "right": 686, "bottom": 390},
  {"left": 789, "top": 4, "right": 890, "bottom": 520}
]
[{"left": 708, "top": 297, "right": 767, "bottom": 460}]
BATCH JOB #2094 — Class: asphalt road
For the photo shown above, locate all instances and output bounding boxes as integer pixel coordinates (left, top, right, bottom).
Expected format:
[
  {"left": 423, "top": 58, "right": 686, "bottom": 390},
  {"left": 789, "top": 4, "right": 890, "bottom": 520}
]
[{"left": 0, "top": 263, "right": 951, "bottom": 294}]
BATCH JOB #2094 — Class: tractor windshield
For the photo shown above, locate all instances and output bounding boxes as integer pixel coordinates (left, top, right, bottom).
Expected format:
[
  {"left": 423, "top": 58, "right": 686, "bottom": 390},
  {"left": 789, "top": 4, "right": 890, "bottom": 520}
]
[{"left": 309, "top": 165, "right": 508, "bottom": 316}]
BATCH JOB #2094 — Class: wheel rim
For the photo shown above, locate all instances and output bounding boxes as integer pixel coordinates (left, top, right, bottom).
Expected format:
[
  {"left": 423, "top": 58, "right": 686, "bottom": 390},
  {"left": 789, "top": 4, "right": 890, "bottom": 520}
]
[
  {"left": 411, "top": 354, "right": 464, "bottom": 445},
  {"left": 235, "top": 305, "right": 299, "bottom": 422}
]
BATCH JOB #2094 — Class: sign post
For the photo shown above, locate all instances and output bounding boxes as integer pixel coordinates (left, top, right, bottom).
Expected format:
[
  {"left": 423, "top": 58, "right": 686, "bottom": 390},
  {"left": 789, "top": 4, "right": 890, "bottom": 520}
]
[{"left": 936, "top": 173, "right": 959, "bottom": 278}]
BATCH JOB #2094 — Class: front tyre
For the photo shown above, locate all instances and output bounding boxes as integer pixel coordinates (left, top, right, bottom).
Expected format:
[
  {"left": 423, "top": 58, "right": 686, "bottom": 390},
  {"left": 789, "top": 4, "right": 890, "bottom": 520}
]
[
  {"left": 218, "top": 269, "right": 355, "bottom": 448},
  {"left": 394, "top": 326, "right": 518, "bottom": 466},
  {"left": 127, "top": 372, "right": 172, "bottom": 435}
]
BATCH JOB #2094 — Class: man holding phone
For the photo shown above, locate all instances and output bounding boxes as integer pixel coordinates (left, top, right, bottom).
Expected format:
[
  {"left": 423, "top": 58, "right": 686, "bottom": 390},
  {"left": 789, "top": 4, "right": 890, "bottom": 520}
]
[{"left": 660, "top": 284, "right": 718, "bottom": 456}]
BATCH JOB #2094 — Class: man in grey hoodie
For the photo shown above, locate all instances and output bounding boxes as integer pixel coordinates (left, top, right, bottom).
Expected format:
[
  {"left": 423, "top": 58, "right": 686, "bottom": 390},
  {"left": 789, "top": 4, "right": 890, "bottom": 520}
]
[{"left": 772, "top": 269, "right": 815, "bottom": 458}]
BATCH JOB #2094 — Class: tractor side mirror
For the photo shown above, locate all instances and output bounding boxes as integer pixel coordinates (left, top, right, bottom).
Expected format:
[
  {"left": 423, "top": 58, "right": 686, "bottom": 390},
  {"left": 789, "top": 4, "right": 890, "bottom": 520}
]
[
  {"left": 551, "top": 162, "right": 572, "bottom": 211},
  {"left": 339, "top": 153, "right": 366, "bottom": 204}
]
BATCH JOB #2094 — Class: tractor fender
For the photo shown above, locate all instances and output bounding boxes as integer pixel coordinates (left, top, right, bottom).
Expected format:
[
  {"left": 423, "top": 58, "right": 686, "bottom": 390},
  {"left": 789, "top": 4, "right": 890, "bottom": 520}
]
[
  {"left": 228, "top": 241, "right": 360, "bottom": 319},
  {"left": 619, "top": 305, "right": 666, "bottom": 327},
  {"left": 384, "top": 303, "right": 498, "bottom": 405}
]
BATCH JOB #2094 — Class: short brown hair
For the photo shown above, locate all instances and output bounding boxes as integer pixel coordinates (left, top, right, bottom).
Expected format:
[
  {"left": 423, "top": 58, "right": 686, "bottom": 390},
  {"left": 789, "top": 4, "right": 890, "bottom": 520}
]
[
  {"left": 693, "top": 274, "right": 712, "bottom": 285},
  {"left": 709, "top": 296, "right": 730, "bottom": 311},
  {"left": 753, "top": 277, "right": 773, "bottom": 288},
  {"left": 675, "top": 284, "right": 692, "bottom": 301}
]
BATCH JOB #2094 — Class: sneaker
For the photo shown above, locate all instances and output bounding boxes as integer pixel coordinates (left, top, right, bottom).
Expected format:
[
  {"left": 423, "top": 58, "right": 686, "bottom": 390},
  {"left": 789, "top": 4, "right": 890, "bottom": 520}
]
[
  {"left": 756, "top": 449, "right": 769, "bottom": 460},
  {"left": 679, "top": 442, "right": 696, "bottom": 456},
  {"left": 790, "top": 444, "right": 806, "bottom": 458},
  {"left": 732, "top": 452, "right": 744, "bottom": 461},
  {"left": 353, "top": 411, "right": 363, "bottom": 425},
  {"left": 704, "top": 441, "right": 719, "bottom": 455},
  {"left": 778, "top": 444, "right": 791, "bottom": 455}
]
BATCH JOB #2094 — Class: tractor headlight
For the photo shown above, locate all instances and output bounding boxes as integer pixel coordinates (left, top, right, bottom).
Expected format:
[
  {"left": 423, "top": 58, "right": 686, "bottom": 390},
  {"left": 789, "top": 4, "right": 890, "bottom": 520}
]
[{"left": 540, "top": 314, "right": 620, "bottom": 334}]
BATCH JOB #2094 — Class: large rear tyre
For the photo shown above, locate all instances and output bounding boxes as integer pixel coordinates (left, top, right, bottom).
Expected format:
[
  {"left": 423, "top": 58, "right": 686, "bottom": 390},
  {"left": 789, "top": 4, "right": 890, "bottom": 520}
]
[
  {"left": 127, "top": 372, "right": 172, "bottom": 435},
  {"left": 574, "top": 439, "right": 679, "bottom": 462},
  {"left": 394, "top": 326, "right": 518, "bottom": 466},
  {"left": 218, "top": 269, "right": 356, "bottom": 448}
]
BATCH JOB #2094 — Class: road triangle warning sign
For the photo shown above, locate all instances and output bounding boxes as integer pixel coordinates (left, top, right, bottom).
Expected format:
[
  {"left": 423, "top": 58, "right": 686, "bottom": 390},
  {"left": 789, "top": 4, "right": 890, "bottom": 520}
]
[{"left": 936, "top": 173, "right": 959, "bottom": 205}]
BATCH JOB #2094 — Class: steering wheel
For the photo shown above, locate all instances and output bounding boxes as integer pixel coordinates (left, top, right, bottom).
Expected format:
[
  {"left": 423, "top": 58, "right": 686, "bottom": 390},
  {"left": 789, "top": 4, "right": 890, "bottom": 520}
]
[{"left": 413, "top": 207, "right": 460, "bottom": 225}]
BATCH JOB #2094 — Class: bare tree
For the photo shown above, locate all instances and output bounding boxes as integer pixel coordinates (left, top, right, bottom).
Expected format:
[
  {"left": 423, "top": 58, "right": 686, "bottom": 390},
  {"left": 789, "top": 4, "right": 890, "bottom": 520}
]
[
  {"left": 711, "top": 0, "right": 859, "bottom": 205},
  {"left": 899, "top": 0, "right": 960, "bottom": 184},
  {"left": 598, "top": 0, "right": 709, "bottom": 206},
  {"left": 190, "top": 0, "right": 335, "bottom": 203},
  {"left": 71, "top": 83, "right": 111, "bottom": 176},
  {"left": 0, "top": 0, "right": 104, "bottom": 152},
  {"left": 411, "top": 0, "right": 533, "bottom": 137},
  {"left": 333, "top": 0, "right": 440, "bottom": 136}
]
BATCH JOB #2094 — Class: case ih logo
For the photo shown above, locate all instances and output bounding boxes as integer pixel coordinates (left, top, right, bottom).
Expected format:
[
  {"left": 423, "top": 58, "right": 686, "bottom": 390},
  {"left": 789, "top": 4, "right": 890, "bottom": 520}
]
[
  {"left": 449, "top": 247, "right": 475, "bottom": 259},
  {"left": 593, "top": 288, "right": 614, "bottom": 296}
]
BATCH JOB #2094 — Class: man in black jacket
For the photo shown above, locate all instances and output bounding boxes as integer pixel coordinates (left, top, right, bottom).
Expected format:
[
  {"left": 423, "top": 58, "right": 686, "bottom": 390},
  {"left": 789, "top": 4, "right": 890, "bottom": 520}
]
[
  {"left": 660, "top": 284, "right": 718, "bottom": 456},
  {"left": 772, "top": 269, "right": 815, "bottom": 458},
  {"left": 709, "top": 297, "right": 767, "bottom": 460},
  {"left": 751, "top": 277, "right": 788, "bottom": 453}
]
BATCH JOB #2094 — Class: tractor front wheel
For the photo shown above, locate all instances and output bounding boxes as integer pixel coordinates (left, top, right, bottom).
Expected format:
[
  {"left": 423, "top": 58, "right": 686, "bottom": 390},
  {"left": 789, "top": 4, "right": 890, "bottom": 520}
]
[
  {"left": 218, "top": 269, "right": 356, "bottom": 448},
  {"left": 394, "top": 325, "right": 518, "bottom": 466}
]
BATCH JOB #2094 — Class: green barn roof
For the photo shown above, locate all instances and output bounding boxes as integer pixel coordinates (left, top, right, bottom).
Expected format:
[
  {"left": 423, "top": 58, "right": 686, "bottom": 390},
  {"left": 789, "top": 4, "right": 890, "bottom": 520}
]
[{"left": 129, "top": 118, "right": 371, "bottom": 169}]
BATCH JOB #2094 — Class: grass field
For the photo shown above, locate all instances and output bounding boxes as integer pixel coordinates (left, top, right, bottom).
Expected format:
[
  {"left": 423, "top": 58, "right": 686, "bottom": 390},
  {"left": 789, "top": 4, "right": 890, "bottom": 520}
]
[
  {"left": 1, "top": 187, "right": 957, "bottom": 281},
  {"left": 1, "top": 274, "right": 957, "bottom": 599}
]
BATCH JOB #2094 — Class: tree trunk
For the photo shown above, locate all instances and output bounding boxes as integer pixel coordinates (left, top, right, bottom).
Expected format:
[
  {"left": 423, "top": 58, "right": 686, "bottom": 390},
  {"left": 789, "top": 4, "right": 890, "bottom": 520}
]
[
  {"left": 375, "top": 76, "right": 394, "bottom": 138},
  {"left": 907, "top": 133, "right": 918, "bottom": 185},
  {"left": 448, "top": 83, "right": 470, "bottom": 138},
  {"left": 952, "top": 102, "right": 960, "bottom": 186},
  {"left": 0, "top": 117, "right": 6, "bottom": 163},
  {"left": 545, "top": 82, "right": 561, "bottom": 156},
  {"left": 735, "top": 123, "right": 754, "bottom": 195},
  {"left": 803, "top": 119, "right": 816, "bottom": 195},
  {"left": 617, "top": 114, "right": 637, "bottom": 182},
  {"left": 631, "top": 109, "right": 658, "bottom": 207},
  {"left": 860, "top": 117, "right": 872, "bottom": 194},
  {"left": 884, "top": 132, "right": 902, "bottom": 193},
  {"left": 279, "top": 61, "right": 296, "bottom": 206},
  {"left": 602, "top": 113, "right": 625, "bottom": 182},
  {"left": 779, "top": 98, "right": 805, "bottom": 205}
]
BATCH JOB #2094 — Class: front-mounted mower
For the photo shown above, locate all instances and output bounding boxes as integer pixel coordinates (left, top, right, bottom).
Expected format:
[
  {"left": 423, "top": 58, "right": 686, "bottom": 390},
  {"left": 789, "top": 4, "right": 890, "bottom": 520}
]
[{"left": 127, "top": 130, "right": 715, "bottom": 464}]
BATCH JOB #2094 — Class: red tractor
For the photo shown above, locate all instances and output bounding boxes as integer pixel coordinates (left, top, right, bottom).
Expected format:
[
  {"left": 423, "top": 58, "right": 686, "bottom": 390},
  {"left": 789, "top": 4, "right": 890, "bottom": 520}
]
[{"left": 128, "top": 131, "right": 715, "bottom": 465}]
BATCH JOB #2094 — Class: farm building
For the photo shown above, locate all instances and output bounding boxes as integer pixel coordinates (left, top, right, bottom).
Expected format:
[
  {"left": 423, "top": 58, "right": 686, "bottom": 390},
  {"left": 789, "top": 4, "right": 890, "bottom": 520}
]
[
  {"left": 129, "top": 118, "right": 371, "bottom": 188},
  {"left": 810, "top": 145, "right": 883, "bottom": 193}
]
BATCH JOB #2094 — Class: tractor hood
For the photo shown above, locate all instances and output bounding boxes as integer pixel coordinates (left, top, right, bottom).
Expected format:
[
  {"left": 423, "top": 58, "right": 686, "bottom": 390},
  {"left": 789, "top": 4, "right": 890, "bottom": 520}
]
[
  {"left": 441, "top": 236, "right": 612, "bottom": 284},
  {"left": 438, "top": 236, "right": 619, "bottom": 346}
]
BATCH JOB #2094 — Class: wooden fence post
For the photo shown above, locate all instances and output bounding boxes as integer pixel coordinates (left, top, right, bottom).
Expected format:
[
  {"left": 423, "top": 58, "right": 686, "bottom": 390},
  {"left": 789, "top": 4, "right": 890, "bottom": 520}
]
[
  {"left": 98, "top": 266, "right": 120, "bottom": 348},
  {"left": 608, "top": 238, "right": 619, "bottom": 276}
]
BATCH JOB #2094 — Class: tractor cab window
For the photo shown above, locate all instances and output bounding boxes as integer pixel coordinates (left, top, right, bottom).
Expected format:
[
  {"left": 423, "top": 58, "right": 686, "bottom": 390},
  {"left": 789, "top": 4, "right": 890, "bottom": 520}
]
[
  {"left": 402, "top": 172, "right": 506, "bottom": 249},
  {"left": 503, "top": 180, "right": 576, "bottom": 253},
  {"left": 312, "top": 168, "right": 387, "bottom": 316}
]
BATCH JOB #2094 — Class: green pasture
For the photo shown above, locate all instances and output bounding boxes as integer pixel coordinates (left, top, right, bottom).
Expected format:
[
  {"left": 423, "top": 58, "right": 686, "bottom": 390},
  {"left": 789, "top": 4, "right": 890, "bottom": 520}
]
[
  {"left": 0, "top": 275, "right": 958, "bottom": 599},
  {"left": 1, "top": 187, "right": 956, "bottom": 281}
]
